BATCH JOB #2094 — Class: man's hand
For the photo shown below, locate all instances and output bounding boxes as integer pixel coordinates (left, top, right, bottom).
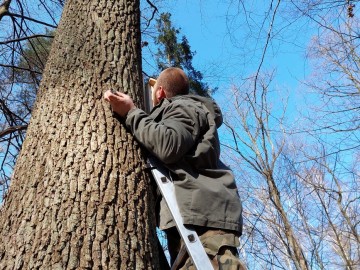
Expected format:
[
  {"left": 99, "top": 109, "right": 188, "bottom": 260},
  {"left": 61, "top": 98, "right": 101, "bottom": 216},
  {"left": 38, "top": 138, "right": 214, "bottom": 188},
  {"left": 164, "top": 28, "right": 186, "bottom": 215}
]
[{"left": 104, "top": 90, "right": 135, "bottom": 118}]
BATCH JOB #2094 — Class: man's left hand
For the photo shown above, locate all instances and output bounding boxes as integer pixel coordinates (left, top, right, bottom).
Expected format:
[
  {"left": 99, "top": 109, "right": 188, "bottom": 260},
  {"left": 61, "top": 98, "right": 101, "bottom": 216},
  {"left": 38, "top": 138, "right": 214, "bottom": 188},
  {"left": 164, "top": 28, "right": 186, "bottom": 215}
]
[{"left": 104, "top": 90, "right": 135, "bottom": 118}]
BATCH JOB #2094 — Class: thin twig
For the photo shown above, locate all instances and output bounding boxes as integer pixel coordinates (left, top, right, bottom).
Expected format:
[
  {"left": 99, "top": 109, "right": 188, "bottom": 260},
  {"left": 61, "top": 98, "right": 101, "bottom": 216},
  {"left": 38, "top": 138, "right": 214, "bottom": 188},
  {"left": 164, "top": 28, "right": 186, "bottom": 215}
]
[{"left": 0, "top": 34, "right": 54, "bottom": 45}]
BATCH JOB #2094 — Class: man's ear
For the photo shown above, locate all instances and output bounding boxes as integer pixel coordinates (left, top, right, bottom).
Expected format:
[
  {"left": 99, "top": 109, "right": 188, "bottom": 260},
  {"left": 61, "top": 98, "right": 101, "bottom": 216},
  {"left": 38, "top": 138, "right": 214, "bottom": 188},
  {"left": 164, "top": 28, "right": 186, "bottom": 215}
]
[{"left": 157, "top": 86, "right": 167, "bottom": 100}]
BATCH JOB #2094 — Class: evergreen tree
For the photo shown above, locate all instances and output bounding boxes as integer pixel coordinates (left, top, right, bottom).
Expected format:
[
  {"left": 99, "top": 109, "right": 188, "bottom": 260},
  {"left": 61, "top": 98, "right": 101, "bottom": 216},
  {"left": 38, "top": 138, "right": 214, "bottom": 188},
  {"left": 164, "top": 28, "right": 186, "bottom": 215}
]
[{"left": 155, "top": 13, "right": 215, "bottom": 97}]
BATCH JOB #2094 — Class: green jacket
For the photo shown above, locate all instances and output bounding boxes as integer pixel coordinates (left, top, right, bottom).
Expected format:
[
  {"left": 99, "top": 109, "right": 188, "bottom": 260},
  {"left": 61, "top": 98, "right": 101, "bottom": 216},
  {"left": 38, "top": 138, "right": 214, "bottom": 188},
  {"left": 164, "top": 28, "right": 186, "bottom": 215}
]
[{"left": 125, "top": 94, "right": 243, "bottom": 233}]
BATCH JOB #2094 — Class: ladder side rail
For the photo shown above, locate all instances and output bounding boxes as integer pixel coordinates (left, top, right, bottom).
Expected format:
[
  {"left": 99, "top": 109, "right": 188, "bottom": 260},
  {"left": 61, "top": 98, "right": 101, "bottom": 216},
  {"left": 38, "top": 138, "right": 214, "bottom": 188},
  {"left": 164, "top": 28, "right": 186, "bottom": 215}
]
[{"left": 148, "top": 158, "right": 214, "bottom": 270}]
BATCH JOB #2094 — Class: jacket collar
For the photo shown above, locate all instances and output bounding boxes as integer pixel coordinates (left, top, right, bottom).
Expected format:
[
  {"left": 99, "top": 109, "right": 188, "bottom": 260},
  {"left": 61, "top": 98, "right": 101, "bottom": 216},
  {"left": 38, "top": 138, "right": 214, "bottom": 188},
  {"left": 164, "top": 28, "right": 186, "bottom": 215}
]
[{"left": 150, "top": 98, "right": 170, "bottom": 119}]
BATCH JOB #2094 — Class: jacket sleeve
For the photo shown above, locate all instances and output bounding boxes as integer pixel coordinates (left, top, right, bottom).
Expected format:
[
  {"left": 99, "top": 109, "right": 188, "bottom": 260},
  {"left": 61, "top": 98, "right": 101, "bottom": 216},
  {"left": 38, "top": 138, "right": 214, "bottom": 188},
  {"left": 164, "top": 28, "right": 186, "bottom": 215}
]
[{"left": 125, "top": 101, "right": 202, "bottom": 164}]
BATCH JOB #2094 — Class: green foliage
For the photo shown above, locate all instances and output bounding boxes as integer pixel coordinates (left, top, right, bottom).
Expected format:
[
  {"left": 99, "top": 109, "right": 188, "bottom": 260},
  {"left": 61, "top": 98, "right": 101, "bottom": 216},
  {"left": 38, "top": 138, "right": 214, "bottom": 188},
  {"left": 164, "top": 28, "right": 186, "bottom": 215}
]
[{"left": 155, "top": 13, "right": 215, "bottom": 97}]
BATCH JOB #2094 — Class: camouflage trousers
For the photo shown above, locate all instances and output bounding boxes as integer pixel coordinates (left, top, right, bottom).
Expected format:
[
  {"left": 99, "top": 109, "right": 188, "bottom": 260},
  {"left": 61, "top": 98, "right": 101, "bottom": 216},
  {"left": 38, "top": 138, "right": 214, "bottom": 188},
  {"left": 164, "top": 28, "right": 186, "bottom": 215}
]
[{"left": 165, "top": 227, "right": 246, "bottom": 270}]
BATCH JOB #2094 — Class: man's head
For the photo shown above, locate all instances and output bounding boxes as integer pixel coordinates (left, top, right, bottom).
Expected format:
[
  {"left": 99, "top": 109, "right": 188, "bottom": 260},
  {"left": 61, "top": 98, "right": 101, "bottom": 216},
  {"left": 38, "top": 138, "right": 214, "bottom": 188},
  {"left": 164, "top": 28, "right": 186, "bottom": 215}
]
[{"left": 151, "top": 67, "right": 189, "bottom": 106}]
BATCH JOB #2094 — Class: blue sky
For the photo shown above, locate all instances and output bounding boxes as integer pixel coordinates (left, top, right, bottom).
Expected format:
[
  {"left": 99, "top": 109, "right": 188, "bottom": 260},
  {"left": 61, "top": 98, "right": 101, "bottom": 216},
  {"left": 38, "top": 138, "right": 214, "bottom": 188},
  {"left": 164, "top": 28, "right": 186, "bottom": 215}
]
[
  {"left": 152, "top": 1, "right": 314, "bottom": 113},
  {"left": 165, "top": 0, "right": 312, "bottom": 82}
]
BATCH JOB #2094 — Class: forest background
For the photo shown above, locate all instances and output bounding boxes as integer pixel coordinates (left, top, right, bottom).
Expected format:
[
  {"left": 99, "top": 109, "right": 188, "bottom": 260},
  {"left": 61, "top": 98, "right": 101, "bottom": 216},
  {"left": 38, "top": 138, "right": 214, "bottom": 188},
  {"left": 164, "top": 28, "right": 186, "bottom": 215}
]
[{"left": 0, "top": 0, "right": 359, "bottom": 269}]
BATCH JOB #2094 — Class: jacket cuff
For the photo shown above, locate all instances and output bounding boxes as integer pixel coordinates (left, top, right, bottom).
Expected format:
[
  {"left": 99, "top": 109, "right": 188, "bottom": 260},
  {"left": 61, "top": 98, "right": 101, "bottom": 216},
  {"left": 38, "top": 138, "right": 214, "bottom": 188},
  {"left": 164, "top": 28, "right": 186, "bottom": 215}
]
[
  {"left": 126, "top": 107, "right": 139, "bottom": 118},
  {"left": 124, "top": 107, "right": 141, "bottom": 129}
]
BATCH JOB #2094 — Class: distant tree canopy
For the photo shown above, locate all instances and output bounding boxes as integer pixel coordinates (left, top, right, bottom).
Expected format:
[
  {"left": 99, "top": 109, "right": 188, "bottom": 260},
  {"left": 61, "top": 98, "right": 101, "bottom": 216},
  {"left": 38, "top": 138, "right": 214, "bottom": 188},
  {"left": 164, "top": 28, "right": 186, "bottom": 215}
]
[
  {"left": 16, "top": 30, "right": 54, "bottom": 84},
  {"left": 155, "top": 12, "right": 215, "bottom": 97},
  {"left": 13, "top": 30, "right": 54, "bottom": 116}
]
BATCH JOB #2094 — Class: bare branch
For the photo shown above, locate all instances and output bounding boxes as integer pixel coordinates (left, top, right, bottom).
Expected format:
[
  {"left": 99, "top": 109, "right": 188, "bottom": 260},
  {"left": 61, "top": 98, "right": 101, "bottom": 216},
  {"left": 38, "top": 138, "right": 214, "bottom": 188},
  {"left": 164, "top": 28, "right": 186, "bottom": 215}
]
[
  {"left": 0, "top": 64, "right": 42, "bottom": 74},
  {"left": 253, "top": 0, "right": 281, "bottom": 99},
  {"left": 145, "top": 0, "right": 158, "bottom": 27},
  {"left": 0, "top": 124, "right": 27, "bottom": 138},
  {"left": 0, "top": 34, "right": 54, "bottom": 45},
  {"left": 8, "top": 12, "right": 57, "bottom": 28},
  {"left": 0, "top": 0, "right": 11, "bottom": 22}
]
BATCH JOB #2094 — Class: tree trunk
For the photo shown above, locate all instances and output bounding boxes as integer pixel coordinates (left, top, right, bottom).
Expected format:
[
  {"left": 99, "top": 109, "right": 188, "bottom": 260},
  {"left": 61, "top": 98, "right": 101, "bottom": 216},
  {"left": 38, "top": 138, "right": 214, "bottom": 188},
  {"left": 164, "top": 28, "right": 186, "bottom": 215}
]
[
  {"left": 0, "top": 0, "right": 160, "bottom": 269},
  {"left": 266, "top": 173, "right": 309, "bottom": 270}
]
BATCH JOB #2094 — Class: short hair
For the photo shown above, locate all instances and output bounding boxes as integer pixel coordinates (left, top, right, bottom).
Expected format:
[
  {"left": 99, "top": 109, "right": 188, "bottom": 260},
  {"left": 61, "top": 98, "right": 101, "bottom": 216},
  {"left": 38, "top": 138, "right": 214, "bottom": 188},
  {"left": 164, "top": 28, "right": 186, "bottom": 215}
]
[{"left": 157, "top": 67, "right": 189, "bottom": 98}]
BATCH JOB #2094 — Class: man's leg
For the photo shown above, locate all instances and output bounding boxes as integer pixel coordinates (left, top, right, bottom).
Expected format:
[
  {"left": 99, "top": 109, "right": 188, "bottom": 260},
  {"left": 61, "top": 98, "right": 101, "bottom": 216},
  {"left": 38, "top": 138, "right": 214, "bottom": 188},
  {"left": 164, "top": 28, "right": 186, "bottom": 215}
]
[{"left": 179, "top": 229, "right": 247, "bottom": 270}]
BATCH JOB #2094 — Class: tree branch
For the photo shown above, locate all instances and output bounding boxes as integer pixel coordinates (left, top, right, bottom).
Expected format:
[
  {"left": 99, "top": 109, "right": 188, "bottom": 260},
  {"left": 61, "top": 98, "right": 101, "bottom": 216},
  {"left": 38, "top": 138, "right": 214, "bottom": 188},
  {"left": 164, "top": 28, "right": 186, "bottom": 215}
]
[
  {"left": 8, "top": 12, "right": 57, "bottom": 28},
  {"left": 0, "top": 125, "right": 27, "bottom": 138},
  {"left": 0, "top": 0, "right": 11, "bottom": 22},
  {"left": 254, "top": 0, "right": 281, "bottom": 100},
  {"left": 145, "top": 0, "right": 158, "bottom": 27},
  {"left": 0, "top": 63, "right": 42, "bottom": 74},
  {"left": 0, "top": 34, "right": 54, "bottom": 45}
]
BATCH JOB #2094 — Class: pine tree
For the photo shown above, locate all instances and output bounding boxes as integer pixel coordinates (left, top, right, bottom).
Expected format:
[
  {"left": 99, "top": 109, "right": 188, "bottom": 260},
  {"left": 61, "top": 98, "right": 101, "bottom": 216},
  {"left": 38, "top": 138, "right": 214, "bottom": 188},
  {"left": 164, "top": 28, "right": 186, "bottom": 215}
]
[{"left": 155, "top": 13, "right": 215, "bottom": 97}]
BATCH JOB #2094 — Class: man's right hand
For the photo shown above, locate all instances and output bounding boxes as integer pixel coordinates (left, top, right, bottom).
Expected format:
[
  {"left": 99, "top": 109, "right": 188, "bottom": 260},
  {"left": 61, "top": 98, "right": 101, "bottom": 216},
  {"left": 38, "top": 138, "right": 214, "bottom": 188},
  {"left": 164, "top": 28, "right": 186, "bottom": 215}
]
[{"left": 104, "top": 90, "right": 135, "bottom": 118}]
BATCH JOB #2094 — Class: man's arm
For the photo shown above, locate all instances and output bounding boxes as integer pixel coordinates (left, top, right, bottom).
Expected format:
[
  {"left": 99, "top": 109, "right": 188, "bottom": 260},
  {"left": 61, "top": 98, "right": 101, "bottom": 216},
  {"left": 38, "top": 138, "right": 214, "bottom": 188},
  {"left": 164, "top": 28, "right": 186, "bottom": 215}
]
[
  {"left": 125, "top": 102, "right": 200, "bottom": 164},
  {"left": 104, "top": 90, "right": 201, "bottom": 164}
]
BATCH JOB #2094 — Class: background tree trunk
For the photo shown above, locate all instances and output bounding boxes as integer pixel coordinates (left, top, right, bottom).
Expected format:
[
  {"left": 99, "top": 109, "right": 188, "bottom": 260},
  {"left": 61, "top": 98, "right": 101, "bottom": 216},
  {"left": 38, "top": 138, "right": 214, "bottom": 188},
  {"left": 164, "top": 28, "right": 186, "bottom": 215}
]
[{"left": 0, "top": 0, "right": 160, "bottom": 269}]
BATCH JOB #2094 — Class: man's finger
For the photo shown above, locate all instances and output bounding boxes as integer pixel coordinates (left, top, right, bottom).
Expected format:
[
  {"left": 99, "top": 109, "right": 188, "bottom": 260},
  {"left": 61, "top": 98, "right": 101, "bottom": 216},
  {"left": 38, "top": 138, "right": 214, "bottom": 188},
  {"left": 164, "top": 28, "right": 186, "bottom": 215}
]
[
  {"left": 115, "top": 92, "right": 126, "bottom": 98},
  {"left": 104, "top": 90, "right": 112, "bottom": 102},
  {"left": 108, "top": 93, "right": 125, "bottom": 102}
]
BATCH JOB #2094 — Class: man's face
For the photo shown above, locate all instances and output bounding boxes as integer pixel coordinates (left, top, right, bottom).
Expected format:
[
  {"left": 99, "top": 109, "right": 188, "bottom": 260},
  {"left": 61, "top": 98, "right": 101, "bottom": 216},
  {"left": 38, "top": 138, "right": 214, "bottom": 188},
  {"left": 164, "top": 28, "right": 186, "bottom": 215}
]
[
  {"left": 151, "top": 83, "right": 159, "bottom": 106},
  {"left": 151, "top": 82, "right": 164, "bottom": 106}
]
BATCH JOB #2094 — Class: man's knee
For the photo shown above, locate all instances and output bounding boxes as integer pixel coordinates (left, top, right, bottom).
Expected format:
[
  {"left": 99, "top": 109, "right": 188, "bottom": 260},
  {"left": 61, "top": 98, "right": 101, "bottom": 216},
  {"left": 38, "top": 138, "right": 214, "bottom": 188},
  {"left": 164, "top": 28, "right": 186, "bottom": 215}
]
[{"left": 214, "top": 246, "right": 246, "bottom": 270}]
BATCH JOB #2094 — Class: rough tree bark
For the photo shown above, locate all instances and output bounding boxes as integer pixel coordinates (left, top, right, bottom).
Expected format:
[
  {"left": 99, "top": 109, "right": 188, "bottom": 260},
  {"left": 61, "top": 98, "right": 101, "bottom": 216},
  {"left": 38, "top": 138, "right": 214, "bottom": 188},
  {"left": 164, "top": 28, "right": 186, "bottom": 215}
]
[{"left": 0, "top": 0, "right": 160, "bottom": 269}]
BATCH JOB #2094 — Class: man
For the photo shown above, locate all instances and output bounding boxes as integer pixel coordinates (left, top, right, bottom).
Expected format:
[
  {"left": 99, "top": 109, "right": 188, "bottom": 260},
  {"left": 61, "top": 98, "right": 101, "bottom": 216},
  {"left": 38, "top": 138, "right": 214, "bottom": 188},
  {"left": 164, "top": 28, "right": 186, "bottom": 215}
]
[{"left": 104, "top": 67, "right": 244, "bottom": 269}]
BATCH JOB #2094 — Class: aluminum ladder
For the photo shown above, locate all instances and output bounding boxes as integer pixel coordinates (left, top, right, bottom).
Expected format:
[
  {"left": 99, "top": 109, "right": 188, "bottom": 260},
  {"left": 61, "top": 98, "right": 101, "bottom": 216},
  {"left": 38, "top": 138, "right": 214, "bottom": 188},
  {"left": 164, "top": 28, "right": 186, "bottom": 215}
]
[{"left": 147, "top": 157, "right": 214, "bottom": 270}]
